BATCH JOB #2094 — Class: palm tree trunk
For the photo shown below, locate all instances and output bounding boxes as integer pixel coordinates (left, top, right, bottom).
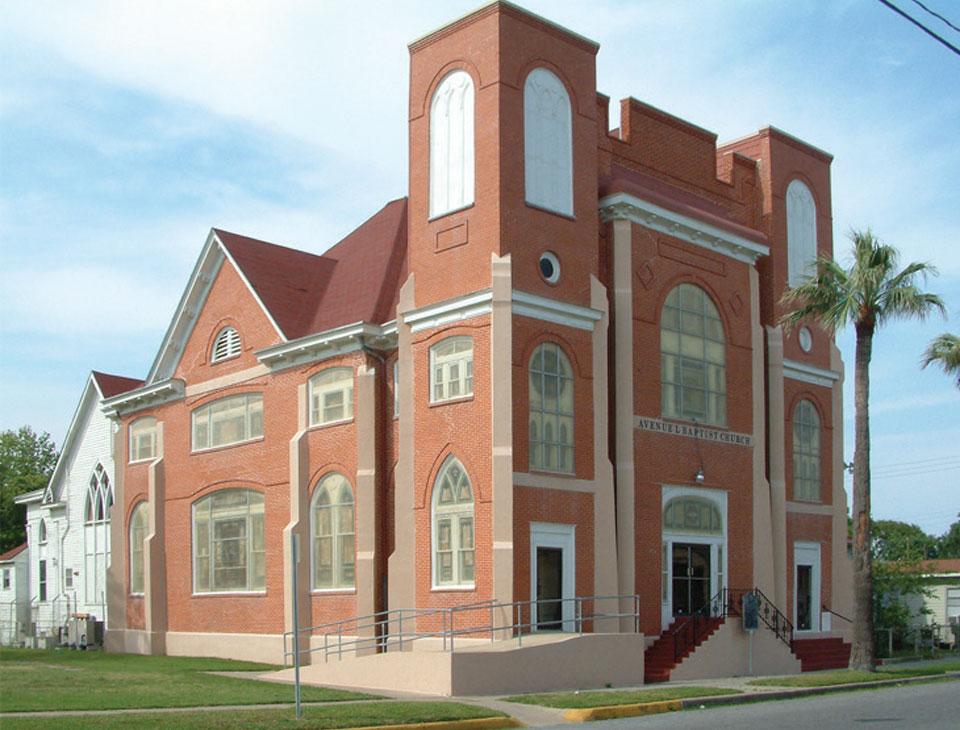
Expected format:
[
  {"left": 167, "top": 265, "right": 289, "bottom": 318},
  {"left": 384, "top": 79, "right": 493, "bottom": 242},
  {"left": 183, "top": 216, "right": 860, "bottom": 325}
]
[{"left": 850, "top": 322, "right": 875, "bottom": 671}]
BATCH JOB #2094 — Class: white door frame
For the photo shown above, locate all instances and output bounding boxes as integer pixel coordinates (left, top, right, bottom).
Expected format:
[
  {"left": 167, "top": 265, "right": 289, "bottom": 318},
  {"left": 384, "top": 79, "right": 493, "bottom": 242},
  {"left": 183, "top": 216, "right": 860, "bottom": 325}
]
[
  {"left": 530, "top": 522, "right": 575, "bottom": 632},
  {"left": 794, "top": 541, "right": 821, "bottom": 633}
]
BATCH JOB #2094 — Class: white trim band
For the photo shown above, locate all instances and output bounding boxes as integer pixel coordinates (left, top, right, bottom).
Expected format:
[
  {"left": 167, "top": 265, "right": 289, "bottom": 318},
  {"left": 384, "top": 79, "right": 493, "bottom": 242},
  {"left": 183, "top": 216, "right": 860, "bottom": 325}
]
[
  {"left": 783, "top": 359, "right": 841, "bottom": 388},
  {"left": 512, "top": 290, "right": 603, "bottom": 331},
  {"left": 403, "top": 290, "right": 493, "bottom": 333}
]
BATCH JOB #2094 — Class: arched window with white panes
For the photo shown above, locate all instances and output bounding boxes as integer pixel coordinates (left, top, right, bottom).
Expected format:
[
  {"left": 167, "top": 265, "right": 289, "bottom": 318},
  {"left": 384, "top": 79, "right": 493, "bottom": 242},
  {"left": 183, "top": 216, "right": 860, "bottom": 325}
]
[
  {"left": 786, "top": 180, "right": 817, "bottom": 285},
  {"left": 311, "top": 472, "right": 355, "bottom": 590},
  {"left": 129, "top": 501, "right": 148, "bottom": 595},
  {"left": 529, "top": 342, "right": 574, "bottom": 473},
  {"left": 661, "top": 284, "right": 726, "bottom": 427},
  {"left": 430, "top": 70, "right": 474, "bottom": 218},
  {"left": 432, "top": 456, "right": 475, "bottom": 588},
  {"left": 192, "top": 489, "right": 265, "bottom": 593},
  {"left": 431, "top": 336, "right": 473, "bottom": 402},
  {"left": 84, "top": 464, "right": 112, "bottom": 605},
  {"left": 793, "top": 399, "right": 822, "bottom": 502},
  {"left": 524, "top": 67, "right": 573, "bottom": 215}
]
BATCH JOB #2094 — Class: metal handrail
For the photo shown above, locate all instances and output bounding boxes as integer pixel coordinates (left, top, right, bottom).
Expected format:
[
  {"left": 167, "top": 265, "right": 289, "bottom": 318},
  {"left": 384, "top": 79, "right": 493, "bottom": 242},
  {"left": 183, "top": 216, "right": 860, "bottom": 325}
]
[
  {"left": 283, "top": 593, "right": 641, "bottom": 667},
  {"left": 822, "top": 604, "right": 852, "bottom": 624}
]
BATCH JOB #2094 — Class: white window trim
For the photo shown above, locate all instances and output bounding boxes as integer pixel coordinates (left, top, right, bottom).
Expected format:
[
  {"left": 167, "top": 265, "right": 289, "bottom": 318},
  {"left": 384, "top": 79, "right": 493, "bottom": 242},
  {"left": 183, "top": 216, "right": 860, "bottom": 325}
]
[
  {"left": 792, "top": 399, "right": 822, "bottom": 503},
  {"left": 431, "top": 457, "right": 476, "bottom": 589},
  {"left": 192, "top": 489, "right": 266, "bottom": 594},
  {"left": 528, "top": 342, "right": 575, "bottom": 475},
  {"left": 129, "top": 417, "right": 158, "bottom": 463},
  {"left": 129, "top": 501, "right": 148, "bottom": 596},
  {"left": 429, "top": 69, "right": 475, "bottom": 219},
  {"left": 529, "top": 522, "right": 576, "bottom": 632},
  {"left": 191, "top": 393, "right": 264, "bottom": 451},
  {"left": 211, "top": 326, "right": 242, "bottom": 363},
  {"left": 308, "top": 368, "right": 355, "bottom": 427},
  {"left": 430, "top": 336, "right": 474, "bottom": 403},
  {"left": 310, "top": 473, "right": 356, "bottom": 591}
]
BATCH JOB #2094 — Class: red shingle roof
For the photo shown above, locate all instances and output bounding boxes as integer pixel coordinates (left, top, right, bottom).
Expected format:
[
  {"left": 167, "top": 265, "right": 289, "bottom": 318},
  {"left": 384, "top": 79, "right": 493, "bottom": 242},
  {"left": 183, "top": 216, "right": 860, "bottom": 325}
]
[
  {"left": 215, "top": 198, "right": 408, "bottom": 341},
  {"left": 92, "top": 371, "right": 144, "bottom": 399},
  {"left": 0, "top": 543, "right": 27, "bottom": 562}
]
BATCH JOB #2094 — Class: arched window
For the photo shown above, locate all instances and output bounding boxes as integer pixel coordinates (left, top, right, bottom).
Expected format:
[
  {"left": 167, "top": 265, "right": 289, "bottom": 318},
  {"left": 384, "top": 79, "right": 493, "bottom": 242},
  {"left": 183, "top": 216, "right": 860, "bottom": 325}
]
[
  {"left": 191, "top": 393, "right": 263, "bottom": 450},
  {"left": 129, "top": 416, "right": 157, "bottom": 462},
  {"left": 430, "top": 336, "right": 473, "bottom": 402},
  {"left": 793, "top": 400, "right": 821, "bottom": 501},
  {"left": 430, "top": 69, "right": 474, "bottom": 218},
  {"left": 192, "top": 489, "right": 265, "bottom": 593},
  {"left": 661, "top": 284, "right": 726, "bottom": 426},
  {"left": 38, "top": 519, "right": 47, "bottom": 544},
  {"left": 663, "top": 496, "right": 724, "bottom": 536},
  {"left": 309, "top": 368, "right": 354, "bottom": 426},
  {"left": 786, "top": 180, "right": 817, "bottom": 285},
  {"left": 432, "top": 456, "right": 475, "bottom": 587},
  {"left": 129, "top": 502, "right": 149, "bottom": 594},
  {"left": 524, "top": 67, "right": 573, "bottom": 215},
  {"left": 311, "top": 473, "right": 355, "bottom": 590},
  {"left": 211, "top": 326, "right": 241, "bottom": 363},
  {"left": 529, "top": 342, "right": 574, "bottom": 473},
  {"left": 84, "top": 464, "right": 112, "bottom": 604}
]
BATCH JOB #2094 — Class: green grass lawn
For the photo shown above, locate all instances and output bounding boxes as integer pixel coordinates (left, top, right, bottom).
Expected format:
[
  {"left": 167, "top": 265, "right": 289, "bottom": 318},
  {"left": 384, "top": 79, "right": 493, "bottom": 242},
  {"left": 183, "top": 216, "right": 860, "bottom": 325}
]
[
  {"left": 0, "top": 648, "right": 378, "bottom": 712},
  {"left": 1, "top": 701, "right": 509, "bottom": 730},
  {"left": 747, "top": 661, "right": 960, "bottom": 688},
  {"left": 502, "top": 686, "right": 742, "bottom": 709}
]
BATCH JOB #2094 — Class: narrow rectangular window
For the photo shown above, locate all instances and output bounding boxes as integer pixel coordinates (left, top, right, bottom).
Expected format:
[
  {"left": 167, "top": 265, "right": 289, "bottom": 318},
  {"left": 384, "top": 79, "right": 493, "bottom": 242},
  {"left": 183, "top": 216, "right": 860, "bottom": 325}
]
[{"left": 39, "top": 560, "right": 47, "bottom": 602}]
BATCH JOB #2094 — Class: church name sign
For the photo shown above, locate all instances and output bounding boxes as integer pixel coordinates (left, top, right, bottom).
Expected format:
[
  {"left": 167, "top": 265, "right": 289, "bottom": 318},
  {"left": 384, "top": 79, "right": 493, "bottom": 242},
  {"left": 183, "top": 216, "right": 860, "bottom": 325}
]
[{"left": 635, "top": 417, "right": 753, "bottom": 448}]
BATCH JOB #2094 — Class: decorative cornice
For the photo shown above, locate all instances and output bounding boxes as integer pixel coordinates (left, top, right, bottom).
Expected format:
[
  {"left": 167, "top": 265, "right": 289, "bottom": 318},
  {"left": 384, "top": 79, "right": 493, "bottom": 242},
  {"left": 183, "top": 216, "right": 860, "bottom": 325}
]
[
  {"left": 256, "top": 322, "right": 397, "bottom": 371},
  {"left": 783, "top": 359, "right": 841, "bottom": 388},
  {"left": 403, "top": 290, "right": 493, "bottom": 333},
  {"left": 101, "top": 378, "right": 185, "bottom": 416},
  {"left": 598, "top": 191, "right": 769, "bottom": 265},
  {"left": 512, "top": 290, "right": 603, "bottom": 331}
]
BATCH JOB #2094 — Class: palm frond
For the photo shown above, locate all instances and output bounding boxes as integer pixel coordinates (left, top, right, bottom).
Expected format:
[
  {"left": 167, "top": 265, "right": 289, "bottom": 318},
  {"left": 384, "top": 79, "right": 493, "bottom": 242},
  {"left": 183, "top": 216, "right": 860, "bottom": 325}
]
[{"left": 922, "top": 333, "right": 960, "bottom": 388}]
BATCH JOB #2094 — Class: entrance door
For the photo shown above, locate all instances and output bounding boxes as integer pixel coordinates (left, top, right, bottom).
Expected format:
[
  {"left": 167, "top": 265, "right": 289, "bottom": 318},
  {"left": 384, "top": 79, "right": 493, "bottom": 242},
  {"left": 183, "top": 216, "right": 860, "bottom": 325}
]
[
  {"left": 536, "top": 547, "right": 563, "bottom": 630},
  {"left": 794, "top": 542, "right": 821, "bottom": 632},
  {"left": 672, "top": 543, "right": 711, "bottom": 616}
]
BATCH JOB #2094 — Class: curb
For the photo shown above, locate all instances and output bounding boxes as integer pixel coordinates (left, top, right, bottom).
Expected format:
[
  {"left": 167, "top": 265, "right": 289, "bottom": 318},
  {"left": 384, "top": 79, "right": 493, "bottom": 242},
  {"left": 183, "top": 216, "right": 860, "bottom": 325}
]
[
  {"left": 348, "top": 719, "right": 524, "bottom": 730},
  {"left": 564, "top": 700, "right": 681, "bottom": 722}
]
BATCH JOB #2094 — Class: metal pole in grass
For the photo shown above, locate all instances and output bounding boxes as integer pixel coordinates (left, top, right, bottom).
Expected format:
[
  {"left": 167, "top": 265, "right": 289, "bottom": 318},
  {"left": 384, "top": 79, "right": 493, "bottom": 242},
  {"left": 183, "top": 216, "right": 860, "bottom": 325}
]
[{"left": 291, "top": 532, "right": 302, "bottom": 719}]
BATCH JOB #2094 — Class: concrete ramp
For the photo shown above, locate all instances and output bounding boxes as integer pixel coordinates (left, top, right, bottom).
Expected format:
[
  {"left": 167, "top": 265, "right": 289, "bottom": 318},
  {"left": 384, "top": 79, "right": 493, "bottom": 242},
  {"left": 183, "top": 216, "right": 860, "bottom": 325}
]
[{"left": 267, "top": 632, "right": 646, "bottom": 696}]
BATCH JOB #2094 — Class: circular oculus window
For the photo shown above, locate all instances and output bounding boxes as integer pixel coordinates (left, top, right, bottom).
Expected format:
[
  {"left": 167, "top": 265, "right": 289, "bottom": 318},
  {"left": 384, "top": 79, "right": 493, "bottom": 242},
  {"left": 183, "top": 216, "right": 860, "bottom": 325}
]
[
  {"left": 539, "top": 252, "right": 560, "bottom": 284},
  {"left": 798, "top": 326, "right": 813, "bottom": 353}
]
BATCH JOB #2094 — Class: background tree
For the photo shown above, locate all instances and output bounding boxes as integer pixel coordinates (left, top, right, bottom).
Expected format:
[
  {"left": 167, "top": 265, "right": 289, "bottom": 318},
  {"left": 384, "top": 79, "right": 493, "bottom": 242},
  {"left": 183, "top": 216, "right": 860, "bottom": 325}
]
[
  {"left": 0, "top": 426, "right": 58, "bottom": 552},
  {"left": 873, "top": 556, "right": 932, "bottom": 656},
  {"left": 781, "top": 229, "right": 944, "bottom": 671},
  {"left": 938, "top": 514, "right": 960, "bottom": 559},
  {"left": 922, "top": 333, "right": 960, "bottom": 388}
]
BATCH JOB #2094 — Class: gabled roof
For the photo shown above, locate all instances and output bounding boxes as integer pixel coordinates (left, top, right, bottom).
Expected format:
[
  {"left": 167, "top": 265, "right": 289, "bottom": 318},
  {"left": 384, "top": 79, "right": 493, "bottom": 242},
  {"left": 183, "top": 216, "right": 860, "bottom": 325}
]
[
  {"left": 44, "top": 371, "right": 140, "bottom": 504},
  {"left": 921, "top": 558, "right": 960, "bottom": 576},
  {"left": 144, "top": 198, "right": 408, "bottom": 386},
  {"left": 0, "top": 543, "right": 27, "bottom": 562}
]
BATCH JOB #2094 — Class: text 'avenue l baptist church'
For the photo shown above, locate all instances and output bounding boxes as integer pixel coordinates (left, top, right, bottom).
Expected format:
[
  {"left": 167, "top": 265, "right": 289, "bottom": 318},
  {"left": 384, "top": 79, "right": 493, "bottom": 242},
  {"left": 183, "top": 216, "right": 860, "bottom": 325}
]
[{"left": 12, "top": 1, "right": 854, "bottom": 694}]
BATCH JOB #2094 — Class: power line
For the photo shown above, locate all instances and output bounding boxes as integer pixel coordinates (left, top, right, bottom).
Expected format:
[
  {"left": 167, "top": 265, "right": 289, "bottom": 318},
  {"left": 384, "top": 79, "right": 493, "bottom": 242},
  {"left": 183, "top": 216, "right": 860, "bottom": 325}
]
[
  {"left": 870, "top": 455, "right": 960, "bottom": 471},
  {"left": 910, "top": 0, "right": 960, "bottom": 34},
  {"left": 876, "top": 0, "right": 960, "bottom": 56}
]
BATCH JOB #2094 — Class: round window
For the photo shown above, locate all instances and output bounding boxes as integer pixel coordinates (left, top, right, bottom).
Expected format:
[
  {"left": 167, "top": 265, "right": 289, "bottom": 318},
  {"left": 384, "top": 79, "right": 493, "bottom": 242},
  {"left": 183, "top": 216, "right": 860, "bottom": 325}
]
[
  {"left": 539, "top": 252, "right": 560, "bottom": 284},
  {"left": 798, "top": 326, "right": 813, "bottom": 353}
]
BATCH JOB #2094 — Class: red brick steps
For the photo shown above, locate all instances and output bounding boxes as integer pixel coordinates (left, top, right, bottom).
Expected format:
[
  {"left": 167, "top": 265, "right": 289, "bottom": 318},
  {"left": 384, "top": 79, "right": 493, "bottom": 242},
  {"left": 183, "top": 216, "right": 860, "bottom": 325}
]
[
  {"left": 643, "top": 617, "right": 724, "bottom": 683},
  {"left": 792, "top": 636, "right": 851, "bottom": 671}
]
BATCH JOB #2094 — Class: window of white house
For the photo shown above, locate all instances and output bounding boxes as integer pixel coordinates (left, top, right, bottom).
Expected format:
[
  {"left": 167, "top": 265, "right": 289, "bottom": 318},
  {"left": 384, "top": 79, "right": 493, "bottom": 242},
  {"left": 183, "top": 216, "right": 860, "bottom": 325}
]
[
  {"left": 39, "top": 560, "right": 47, "bottom": 602},
  {"left": 84, "top": 464, "right": 112, "bottom": 605},
  {"left": 524, "top": 67, "right": 573, "bottom": 216},
  {"left": 309, "top": 368, "right": 354, "bottom": 426},
  {"left": 430, "top": 69, "right": 474, "bottom": 218},
  {"left": 947, "top": 587, "right": 960, "bottom": 619},
  {"left": 787, "top": 179, "right": 817, "bottom": 285},
  {"left": 129, "top": 416, "right": 157, "bottom": 462},
  {"left": 2, "top": 568, "right": 9, "bottom": 589},
  {"left": 130, "top": 501, "right": 148, "bottom": 594},
  {"left": 38, "top": 519, "right": 47, "bottom": 544},
  {"left": 192, "top": 393, "right": 263, "bottom": 450},
  {"left": 211, "top": 326, "right": 241, "bottom": 363},
  {"left": 192, "top": 489, "right": 265, "bottom": 593},
  {"left": 433, "top": 456, "right": 475, "bottom": 588},
  {"left": 661, "top": 283, "right": 726, "bottom": 427},
  {"left": 793, "top": 399, "right": 821, "bottom": 502},
  {"left": 311, "top": 473, "right": 355, "bottom": 590},
  {"left": 64, "top": 566, "right": 73, "bottom": 590},
  {"left": 431, "top": 336, "right": 473, "bottom": 402},
  {"left": 529, "top": 342, "right": 574, "bottom": 473}
]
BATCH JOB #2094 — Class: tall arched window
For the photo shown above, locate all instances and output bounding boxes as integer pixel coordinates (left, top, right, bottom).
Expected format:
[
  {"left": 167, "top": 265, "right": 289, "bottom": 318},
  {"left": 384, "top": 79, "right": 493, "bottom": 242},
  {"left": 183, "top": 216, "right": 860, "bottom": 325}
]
[
  {"left": 38, "top": 519, "right": 48, "bottom": 544},
  {"left": 129, "top": 501, "right": 148, "bottom": 595},
  {"left": 192, "top": 489, "right": 265, "bottom": 593},
  {"left": 793, "top": 400, "right": 821, "bottom": 501},
  {"left": 524, "top": 67, "right": 573, "bottom": 215},
  {"left": 84, "top": 464, "right": 112, "bottom": 604},
  {"left": 432, "top": 456, "right": 475, "bottom": 587},
  {"left": 529, "top": 342, "right": 574, "bottom": 473},
  {"left": 661, "top": 284, "right": 726, "bottom": 426},
  {"left": 786, "top": 180, "right": 817, "bottom": 285},
  {"left": 430, "top": 69, "right": 474, "bottom": 218},
  {"left": 311, "top": 473, "right": 355, "bottom": 590},
  {"left": 211, "top": 326, "right": 241, "bottom": 362}
]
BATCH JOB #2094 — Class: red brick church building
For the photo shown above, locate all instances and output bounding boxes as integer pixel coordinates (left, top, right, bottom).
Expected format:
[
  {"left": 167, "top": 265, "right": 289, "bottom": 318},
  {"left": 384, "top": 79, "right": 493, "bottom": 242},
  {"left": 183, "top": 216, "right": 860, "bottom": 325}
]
[{"left": 103, "top": 1, "right": 852, "bottom": 689}]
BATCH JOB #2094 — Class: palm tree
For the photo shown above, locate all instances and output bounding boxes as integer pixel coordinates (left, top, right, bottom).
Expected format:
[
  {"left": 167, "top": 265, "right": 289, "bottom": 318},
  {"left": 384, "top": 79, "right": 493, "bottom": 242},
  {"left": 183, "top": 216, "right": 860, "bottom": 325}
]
[
  {"left": 922, "top": 333, "right": 960, "bottom": 388},
  {"left": 780, "top": 229, "right": 944, "bottom": 672}
]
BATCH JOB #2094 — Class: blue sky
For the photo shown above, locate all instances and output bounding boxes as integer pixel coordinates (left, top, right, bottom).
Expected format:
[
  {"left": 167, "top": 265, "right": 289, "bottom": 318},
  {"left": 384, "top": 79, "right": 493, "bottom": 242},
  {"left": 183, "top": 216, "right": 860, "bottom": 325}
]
[{"left": 1, "top": 0, "right": 958, "bottom": 536}]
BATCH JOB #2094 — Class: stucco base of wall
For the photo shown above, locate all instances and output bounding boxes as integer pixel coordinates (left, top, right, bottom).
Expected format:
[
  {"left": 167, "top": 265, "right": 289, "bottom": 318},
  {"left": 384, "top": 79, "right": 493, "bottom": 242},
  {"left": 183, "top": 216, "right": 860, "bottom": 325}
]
[
  {"left": 105, "top": 629, "right": 154, "bottom": 655},
  {"left": 669, "top": 621, "right": 801, "bottom": 680},
  {"left": 269, "top": 633, "right": 647, "bottom": 696},
  {"left": 163, "top": 632, "right": 285, "bottom": 665}
]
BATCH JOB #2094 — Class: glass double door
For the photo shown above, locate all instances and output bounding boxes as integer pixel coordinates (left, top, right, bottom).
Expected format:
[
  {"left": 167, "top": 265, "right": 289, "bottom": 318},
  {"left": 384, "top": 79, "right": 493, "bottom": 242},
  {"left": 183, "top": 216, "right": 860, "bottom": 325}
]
[{"left": 672, "top": 543, "right": 712, "bottom": 616}]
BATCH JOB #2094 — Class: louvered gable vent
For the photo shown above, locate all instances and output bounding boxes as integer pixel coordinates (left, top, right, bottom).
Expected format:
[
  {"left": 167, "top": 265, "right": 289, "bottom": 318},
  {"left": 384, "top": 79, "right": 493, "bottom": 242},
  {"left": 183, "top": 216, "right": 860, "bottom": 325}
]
[{"left": 211, "top": 326, "right": 241, "bottom": 362}]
